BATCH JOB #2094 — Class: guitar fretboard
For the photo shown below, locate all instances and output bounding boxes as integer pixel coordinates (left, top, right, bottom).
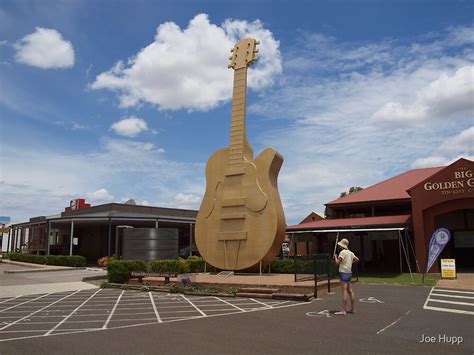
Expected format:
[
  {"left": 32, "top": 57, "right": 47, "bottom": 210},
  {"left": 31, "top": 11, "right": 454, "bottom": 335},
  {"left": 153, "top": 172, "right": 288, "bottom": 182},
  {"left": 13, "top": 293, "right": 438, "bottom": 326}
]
[{"left": 228, "top": 68, "right": 248, "bottom": 169}]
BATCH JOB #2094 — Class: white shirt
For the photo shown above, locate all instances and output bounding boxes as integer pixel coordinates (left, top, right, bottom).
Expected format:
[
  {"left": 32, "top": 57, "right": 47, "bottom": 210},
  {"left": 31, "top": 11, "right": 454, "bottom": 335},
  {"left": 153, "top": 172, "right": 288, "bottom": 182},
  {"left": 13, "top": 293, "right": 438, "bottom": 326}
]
[{"left": 338, "top": 249, "right": 355, "bottom": 273}]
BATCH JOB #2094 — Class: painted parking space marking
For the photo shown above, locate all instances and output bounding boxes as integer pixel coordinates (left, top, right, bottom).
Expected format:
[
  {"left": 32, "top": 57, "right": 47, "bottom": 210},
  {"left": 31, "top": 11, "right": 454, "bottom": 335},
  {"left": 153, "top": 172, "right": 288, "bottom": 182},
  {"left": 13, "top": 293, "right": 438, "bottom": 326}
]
[
  {"left": 359, "top": 297, "right": 384, "bottom": 304},
  {"left": 306, "top": 310, "right": 331, "bottom": 318},
  {"left": 0, "top": 294, "right": 52, "bottom": 313},
  {"left": 423, "top": 287, "right": 474, "bottom": 316},
  {"left": 376, "top": 310, "right": 412, "bottom": 335},
  {"left": 0, "top": 289, "right": 308, "bottom": 343}
]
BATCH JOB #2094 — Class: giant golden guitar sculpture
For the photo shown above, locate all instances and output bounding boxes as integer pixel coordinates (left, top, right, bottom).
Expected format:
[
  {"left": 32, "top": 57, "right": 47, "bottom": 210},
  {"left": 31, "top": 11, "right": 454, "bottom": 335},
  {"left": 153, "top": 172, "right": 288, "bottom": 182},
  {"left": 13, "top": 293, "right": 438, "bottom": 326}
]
[{"left": 195, "top": 38, "right": 286, "bottom": 271}]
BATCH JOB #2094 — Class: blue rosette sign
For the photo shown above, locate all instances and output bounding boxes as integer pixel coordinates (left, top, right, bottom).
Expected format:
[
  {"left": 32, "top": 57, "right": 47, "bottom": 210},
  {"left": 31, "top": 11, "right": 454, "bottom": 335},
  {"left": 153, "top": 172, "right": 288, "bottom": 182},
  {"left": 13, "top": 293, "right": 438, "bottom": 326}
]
[{"left": 426, "top": 228, "right": 451, "bottom": 273}]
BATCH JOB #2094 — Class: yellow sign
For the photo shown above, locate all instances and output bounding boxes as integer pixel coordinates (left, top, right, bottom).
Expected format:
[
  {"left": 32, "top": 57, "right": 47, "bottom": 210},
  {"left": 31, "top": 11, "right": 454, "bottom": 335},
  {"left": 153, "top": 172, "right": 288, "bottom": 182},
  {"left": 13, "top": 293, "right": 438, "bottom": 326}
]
[{"left": 441, "top": 259, "right": 456, "bottom": 279}]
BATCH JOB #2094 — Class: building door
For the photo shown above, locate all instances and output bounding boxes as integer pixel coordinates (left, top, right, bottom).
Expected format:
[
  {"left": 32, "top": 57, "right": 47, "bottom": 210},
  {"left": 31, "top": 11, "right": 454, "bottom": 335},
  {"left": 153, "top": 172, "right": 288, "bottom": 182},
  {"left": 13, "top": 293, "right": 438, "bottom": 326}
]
[{"left": 435, "top": 209, "right": 474, "bottom": 271}]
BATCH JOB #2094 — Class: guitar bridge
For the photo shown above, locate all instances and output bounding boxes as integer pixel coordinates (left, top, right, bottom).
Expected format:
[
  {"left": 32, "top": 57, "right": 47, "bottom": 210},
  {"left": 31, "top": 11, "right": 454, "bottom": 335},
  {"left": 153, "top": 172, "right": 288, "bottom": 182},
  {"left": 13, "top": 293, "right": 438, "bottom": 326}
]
[
  {"left": 220, "top": 213, "right": 246, "bottom": 220},
  {"left": 218, "top": 232, "right": 247, "bottom": 241},
  {"left": 221, "top": 197, "right": 246, "bottom": 207}
]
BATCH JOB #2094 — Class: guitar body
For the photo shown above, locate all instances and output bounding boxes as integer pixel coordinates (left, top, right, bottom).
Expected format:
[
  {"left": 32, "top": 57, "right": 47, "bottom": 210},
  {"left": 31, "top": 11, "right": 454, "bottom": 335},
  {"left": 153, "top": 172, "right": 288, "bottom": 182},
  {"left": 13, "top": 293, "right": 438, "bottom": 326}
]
[{"left": 195, "top": 144, "right": 286, "bottom": 270}]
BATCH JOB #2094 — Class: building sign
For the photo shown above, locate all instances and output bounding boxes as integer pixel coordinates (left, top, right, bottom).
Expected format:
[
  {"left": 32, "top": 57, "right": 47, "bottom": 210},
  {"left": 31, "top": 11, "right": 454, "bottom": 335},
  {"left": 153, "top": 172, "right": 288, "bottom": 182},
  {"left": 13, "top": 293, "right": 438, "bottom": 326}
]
[
  {"left": 426, "top": 228, "right": 451, "bottom": 273},
  {"left": 0, "top": 216, "right": 11, "bottom": 223},
  {"left": 65, "top": 199, "right": 91, "bottom": 213},
  {"left": 441, "top": 259, "right": 456, "bottom": 279},
  {"left": 423, "top": 167, "right": 473, "bottom": 196}
]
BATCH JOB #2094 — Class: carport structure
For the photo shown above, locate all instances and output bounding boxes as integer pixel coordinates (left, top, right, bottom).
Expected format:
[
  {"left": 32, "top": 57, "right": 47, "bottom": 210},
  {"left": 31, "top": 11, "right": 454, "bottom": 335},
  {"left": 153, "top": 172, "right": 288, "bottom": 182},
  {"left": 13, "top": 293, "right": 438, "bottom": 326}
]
[{"left": 8, "top": 203, "right": 197, "bottom": 262}]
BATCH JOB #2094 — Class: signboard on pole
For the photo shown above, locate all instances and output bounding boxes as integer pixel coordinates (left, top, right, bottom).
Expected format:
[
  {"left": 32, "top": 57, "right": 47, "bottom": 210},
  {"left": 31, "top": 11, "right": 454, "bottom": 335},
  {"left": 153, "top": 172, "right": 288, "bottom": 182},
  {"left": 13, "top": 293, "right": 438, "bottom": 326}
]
[
  {"left": 440, "top": 259, "right": 456, "bottom": 279},
  {"left": 426, "top": 228, "right": 451, "bottom": 273}
]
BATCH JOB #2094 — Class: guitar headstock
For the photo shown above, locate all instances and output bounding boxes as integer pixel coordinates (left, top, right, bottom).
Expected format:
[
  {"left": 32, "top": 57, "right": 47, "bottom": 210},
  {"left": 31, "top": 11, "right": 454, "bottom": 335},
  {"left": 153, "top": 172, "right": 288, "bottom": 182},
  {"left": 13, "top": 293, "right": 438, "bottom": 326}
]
[{"left": 228, "top": 38, "right": 259, "bottom": 70}]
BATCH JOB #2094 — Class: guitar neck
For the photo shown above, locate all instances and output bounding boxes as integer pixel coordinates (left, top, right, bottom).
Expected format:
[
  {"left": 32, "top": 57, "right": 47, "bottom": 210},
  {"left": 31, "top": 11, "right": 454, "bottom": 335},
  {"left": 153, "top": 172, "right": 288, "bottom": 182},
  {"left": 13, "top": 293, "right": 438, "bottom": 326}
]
[{"left": 228, "top": 67, "right": 248, "bottom": 169}]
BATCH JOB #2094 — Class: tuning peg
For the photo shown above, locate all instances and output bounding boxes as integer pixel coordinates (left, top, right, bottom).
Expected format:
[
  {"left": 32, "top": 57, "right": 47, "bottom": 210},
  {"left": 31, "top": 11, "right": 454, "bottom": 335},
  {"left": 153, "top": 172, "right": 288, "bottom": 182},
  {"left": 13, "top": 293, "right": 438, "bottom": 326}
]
[
  {"left": 253, "top": 49, "right": 259, "bottom": 53},
  {"left": 230, "top": 48, "right": 234, "bottom": 52},
  {"left": 228, "top": 64, "right": 233, "bottom": 68},
  {"left": 255, "top": 40, "right": 260, "bottom": 45},
  {"left": 229, "top": 56, "right": 233, "bottom": 60}
]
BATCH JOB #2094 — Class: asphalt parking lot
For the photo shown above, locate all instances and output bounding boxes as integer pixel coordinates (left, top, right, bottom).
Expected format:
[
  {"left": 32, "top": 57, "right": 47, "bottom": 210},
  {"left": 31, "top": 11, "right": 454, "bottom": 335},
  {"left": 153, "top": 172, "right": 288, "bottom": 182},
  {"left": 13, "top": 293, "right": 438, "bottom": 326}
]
[{"left": 0, "top": 284, "right": 472, "bottom": 354}]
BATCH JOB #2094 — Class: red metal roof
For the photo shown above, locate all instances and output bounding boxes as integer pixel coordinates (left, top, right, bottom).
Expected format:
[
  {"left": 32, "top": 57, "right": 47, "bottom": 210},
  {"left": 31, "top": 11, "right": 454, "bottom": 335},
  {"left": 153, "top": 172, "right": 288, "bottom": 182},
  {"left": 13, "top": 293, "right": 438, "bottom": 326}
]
[
  {"left": 287, "top": 214, "right": 411, "bottom": 231},
  {"left": 326, "top": 167, "right": 443, "bottom": 206}
]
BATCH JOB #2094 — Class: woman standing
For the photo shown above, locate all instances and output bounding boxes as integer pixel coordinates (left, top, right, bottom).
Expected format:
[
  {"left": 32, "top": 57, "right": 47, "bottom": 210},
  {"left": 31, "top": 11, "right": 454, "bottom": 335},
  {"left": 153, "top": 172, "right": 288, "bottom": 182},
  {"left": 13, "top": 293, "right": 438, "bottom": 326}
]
[{"left": 334, "top": 238, "right": 359, "bottom": 315}]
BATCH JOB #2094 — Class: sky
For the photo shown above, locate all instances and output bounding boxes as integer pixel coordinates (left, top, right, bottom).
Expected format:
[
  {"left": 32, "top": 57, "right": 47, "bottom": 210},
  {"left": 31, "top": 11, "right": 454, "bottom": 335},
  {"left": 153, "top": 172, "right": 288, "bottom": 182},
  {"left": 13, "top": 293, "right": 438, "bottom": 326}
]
[{"left": 0, "top": 0, "right": 473, "bottom": 225}]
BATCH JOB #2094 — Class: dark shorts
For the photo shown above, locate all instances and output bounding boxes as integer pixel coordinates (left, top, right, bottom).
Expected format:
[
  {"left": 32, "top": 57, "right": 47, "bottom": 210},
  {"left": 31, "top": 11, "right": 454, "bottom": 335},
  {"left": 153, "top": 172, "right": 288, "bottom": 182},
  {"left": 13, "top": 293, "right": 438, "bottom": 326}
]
[{"left": 339, "top": 272, "right": 352, "bottom": 282}]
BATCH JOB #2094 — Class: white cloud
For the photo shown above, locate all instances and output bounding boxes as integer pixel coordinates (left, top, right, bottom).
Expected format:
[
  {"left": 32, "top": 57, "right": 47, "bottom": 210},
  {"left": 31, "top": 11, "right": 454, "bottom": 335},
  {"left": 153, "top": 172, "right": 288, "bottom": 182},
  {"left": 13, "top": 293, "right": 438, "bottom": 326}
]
[
  {"left": 411, "top": 127, "right": 474, "bottom": 168},
  {"left": 250, "top": 26, "right": 473, "bottom": 222},
  {"left": 173, "top": 193, "right": 201, "bottom": 209},
  {"left": 440, "top": 126, "right": 474, "bottom": 154},
  {"left": 371, "top": 65, "right": 474, "bottom": 125},
  {"left": 111, "top": 116, "right": 148, "bottom": 137},
  {"left": 174, "top": 193, "right": 200, "bottom": 203},
  {"left": 14, "top": 27, "right": 74, "bottom": 69},
  {"left": 0, "top": 138, "right": 198, "bottom": 223},
  {"left": 86, "top": 188, "right": 114, "bottom": 202},
  {"left": 411, "top": 156, "right": 452, "bottom": 169},
  {"left": 90, "top": 13, "right": 281, "bottom": 111}
]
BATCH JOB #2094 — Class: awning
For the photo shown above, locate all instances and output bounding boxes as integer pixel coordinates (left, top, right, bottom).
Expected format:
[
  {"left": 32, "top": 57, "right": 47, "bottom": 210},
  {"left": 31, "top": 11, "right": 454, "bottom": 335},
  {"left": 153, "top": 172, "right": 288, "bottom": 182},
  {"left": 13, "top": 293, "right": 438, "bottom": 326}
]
[{"left": 286, "top": 214, "right": 411, "bottom": 233}]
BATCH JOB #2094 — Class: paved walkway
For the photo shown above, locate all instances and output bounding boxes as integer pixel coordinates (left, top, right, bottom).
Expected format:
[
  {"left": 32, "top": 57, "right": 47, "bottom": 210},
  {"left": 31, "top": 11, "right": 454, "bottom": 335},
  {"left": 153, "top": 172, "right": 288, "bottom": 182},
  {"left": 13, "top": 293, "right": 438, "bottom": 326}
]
[
  {"left": 142, "top": 273, "right": 338, "bottom": 294},
  {"left": 435, "top": 273, "right": 474, "bottom": 291},
  {"left": 1, "top": 260, "right": 79, "bottom": 273},
  {"left": 1, "top": 282, "right": 99, "bottom": 298}
]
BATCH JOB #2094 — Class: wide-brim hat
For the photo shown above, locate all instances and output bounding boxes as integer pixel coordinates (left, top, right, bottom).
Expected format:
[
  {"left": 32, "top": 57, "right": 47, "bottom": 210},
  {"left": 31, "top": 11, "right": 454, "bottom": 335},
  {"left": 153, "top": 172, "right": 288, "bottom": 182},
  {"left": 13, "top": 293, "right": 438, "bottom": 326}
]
[{"left": 337, "top": 238, "right": 349, "bottom": 249}]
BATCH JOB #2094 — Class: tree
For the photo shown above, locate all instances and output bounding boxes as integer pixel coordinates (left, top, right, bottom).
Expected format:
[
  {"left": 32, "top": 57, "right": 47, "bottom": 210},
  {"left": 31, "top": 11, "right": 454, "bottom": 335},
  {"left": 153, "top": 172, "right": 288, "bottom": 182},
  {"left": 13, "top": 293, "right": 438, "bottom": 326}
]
[
  {"left": 325, "top": 186, "right": 364, "bottom": 218},
  {"left": 339, "top": 186, "right": 363, "bottom": 198}
]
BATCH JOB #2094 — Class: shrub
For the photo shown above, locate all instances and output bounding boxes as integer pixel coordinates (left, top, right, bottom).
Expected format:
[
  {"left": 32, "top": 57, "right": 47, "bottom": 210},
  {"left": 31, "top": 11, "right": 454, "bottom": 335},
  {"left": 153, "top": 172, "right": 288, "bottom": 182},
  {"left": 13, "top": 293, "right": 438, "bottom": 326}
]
[
  {"left": 60, "top": 255, "right": 87, "bottom": 267},
  {"left": 186, "top": 256, "right": 205, "bottom": 273},
  {"left": 140, "top": 285, "right": 151, "bottom": 292},
  {"left": 202, "top": 285, "right": 219, "bottom": 293},
  {"left": 107, "top": 259, "right": 147, "bottom": 284},
  {"left": 169, "top": 283, "right": 184, "bottom": 293},
  {"left": 227, "top": 286, "right": 240, "bottom": 295},
  {"left": 8, "top": 253, "right": 86, "bottom": 267},
  {"left": 270, "top": 259, "right": 294, "bottom": 274},
  {"left": 149, "top": 260, "right": 186, "bottom": 273}
]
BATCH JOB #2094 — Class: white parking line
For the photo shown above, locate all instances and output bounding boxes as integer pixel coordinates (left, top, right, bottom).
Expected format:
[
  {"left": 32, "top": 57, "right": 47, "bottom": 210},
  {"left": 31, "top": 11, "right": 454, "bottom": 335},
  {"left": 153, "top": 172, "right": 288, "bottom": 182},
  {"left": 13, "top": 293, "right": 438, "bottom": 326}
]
[
  {"left": 0, "top": 296, "right": 21, "bottom": 305},
  {"left": 431, "top": 293, "right": 474, "bottom": 300},
  {"left": 423, "top": 305, "right": 474, "bottom": 315},
  {"left": 102, "top": 290, "right": 124, "bottom": 329},
  {"left": 428, "top": 299, "right": 474, "bottom": 307},
  {"left": 0, "top": 294, "right": 52, "bottom": 314},
  {"left": 0, "top": 291, "right": 79, "bottom": 331},
  {"left": 377, "top": 310, "right": 411, "bottom": 335},
  {"left": 433, "top": 288, "right": 474, "bottom": 294},
  {"left": 180, "top": 294, "right": 206, "bottom": 316},
  {"left": 149, "top": 292, "right": 162, "bottom": 323},
  {"left": 44, "top": 289, "right": 102, "bottom": 335},
  {"left": 422, "top": 287, "right": 434, "bottom": 309},
  {"left": 249, "top": 298, "right": 272, "bottom": 308},
  {"left": 214, "top": 297, "right": 247, "bottom": 312}
]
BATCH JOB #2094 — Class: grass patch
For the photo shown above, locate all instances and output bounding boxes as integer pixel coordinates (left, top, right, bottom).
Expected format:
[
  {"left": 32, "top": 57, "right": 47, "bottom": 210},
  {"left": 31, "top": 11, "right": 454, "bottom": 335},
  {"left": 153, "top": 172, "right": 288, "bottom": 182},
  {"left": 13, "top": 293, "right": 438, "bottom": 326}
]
[{"left": 357, "top": 273, "right": 440, "bottom": 286}]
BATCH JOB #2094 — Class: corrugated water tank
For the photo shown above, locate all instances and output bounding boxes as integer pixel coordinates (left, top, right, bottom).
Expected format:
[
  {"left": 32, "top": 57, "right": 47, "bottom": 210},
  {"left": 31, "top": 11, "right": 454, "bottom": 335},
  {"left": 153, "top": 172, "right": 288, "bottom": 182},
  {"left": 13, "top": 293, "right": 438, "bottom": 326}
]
[{"left": 122, "top": 228, "right": 178, "bottom": 261}]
